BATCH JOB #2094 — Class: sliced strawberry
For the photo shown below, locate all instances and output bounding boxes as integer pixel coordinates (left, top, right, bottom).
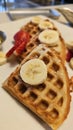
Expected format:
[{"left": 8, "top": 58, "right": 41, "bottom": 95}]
[
  {"left": 14, "top": 30, "right": 30, "bottom": 43},
  {"left": 6, "top": 46, "right": 16, "bottom": 57},
  {"left": 6, "top": 31, "right": 30, "bottom": 57},
  {"left": 14, "top": 40, "right": 27, "bottom": 55},
  {"left": 6, "top": 42, "right": 21, "bottom": 57},
  {"left": 66, "top": 49, "right": 73, "bottom": 62}
]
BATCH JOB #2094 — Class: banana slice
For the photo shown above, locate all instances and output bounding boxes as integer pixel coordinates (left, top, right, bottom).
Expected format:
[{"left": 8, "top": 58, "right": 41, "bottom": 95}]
[
  {"left": 0, "top": 51, "right": 7, "bottom": 65},
  {"left": 38, "top": 20, "right": 53, "bottom": 30},
  {"left": 20, "top": 59, "right": 47, "bottom": 85},
  {"left": 38, "top": 29, "right": 59, "bottom": 46},
  {"left": 31, "top": 16, "right": 43, "bottom": 24},
  {"left": 69, "top": 58, "right": 73, "bottom": 69},
  {"left": 66, "top": 41, "right": 73, "bottom": 50}
]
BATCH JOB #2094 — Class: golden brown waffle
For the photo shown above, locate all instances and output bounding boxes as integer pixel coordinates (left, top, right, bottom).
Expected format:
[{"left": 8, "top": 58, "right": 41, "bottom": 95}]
[
  {"left": 14, "top": 17, "right": 66, "bottom": 62},
  {"left": 21, "top": 21, "right": 41, "bottom": 38},
  {"left": 3, "top": 44, "right": 70, "bottom": 130}
]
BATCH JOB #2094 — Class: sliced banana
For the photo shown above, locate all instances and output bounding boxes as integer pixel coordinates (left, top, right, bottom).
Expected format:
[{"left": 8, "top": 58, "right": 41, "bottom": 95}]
[
  {"left": 66, "top": 41, "right": 73, "bottom": 50},
  {"left": 38, "top": 29, "right": 59, "bottom": 46},
  {"left": 0, "top": 51, "right": 7, "bottom": 65},
  {"left": 38, "top": 20, "right": 53, "bottom": 30},
  {"left": 20, "top": 59, "right": 47, "bottom": 85},
  {"left": 69, "top": 58, "right": 73, "bottom": 69},
  {"left": 31, "top": 16, "right": 43, "bottom": 24}
]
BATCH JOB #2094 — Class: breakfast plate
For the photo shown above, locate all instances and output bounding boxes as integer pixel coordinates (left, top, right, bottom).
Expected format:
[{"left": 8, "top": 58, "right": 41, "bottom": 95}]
[{"left": 0, "top": 15, "right": 73, "bottom": 130}]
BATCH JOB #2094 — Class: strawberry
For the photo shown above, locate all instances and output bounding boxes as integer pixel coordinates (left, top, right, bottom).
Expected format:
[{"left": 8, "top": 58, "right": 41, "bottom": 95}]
[
  {"left": 14, "top": 40, "right": 27, "bottom": 55},
  {"left": 6, "top": 46, "right": 16, "bottom": 57},
  {"left": 66, "top": 49, "right": 73, "bottom": 62},
  {"left": 6, "top": 31, "right": 30, "bottom": 57},
  {"left": 6, "top": 41, "right": 21, "bottom": 57},
  {"left": 14, "top": 30, "right": 30, "bottom": 43}
]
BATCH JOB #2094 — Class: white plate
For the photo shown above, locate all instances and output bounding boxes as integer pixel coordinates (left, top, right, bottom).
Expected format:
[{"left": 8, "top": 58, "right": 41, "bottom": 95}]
[{"left": 0, "top": 16, "right": 73, "bottom": 130}]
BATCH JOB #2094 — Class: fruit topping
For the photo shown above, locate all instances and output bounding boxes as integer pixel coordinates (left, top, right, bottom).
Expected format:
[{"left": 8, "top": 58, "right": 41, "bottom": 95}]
[
  {"left": 31, "top": 16, "right": 43, "bottom": 24},
  {"left": 66, "top": 49, "right": 73, "bottom": 62},
  {"left": 14, "top": 30, "right": 30, "bottom": 42},
  {"left": 38, "top": 20, "right": 53, "bottom": 30},
  {"left": 6, "top": 31, "right": 30, "bottom": 57},
  {"left": 14, "top": 40, "right": 27, "bottom": 55},
  {"left": 20, "top": 59, "right": 47, "bottom": 85},
  {"left": 38, "top": 29, "right": 59, "bottom": 46},
  {"left": 6, "top": 43, "right": 19, "bottom": 57}
]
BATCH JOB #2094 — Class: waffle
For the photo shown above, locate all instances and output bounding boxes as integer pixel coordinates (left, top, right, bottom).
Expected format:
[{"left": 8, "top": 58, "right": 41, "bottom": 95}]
[
  {"left": 14, "top": 17, "right": 66, "bottom": 62},
  {"left": 3, "top": 44, "right": 71, "bottom": 130}
]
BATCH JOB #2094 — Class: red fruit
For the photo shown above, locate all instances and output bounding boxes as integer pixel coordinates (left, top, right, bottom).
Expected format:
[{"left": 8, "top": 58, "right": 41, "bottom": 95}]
[
  {"left": 66, "top": 49, "right": 73, "bottom": 62},
  {"left": 6, "top": 42, "right": 20, "bottom": 57},
  {"left": 14, "top": 30, "right": 30, "bottom": 43},
  {"left": 6, "top": 46, "right": 16, "bottom": 57},
  {"left": 14, "top": 40, "right": 27, "bottom": 55},
  {"left": 6, "top": 31, "right": 30, "bottom": 57}
]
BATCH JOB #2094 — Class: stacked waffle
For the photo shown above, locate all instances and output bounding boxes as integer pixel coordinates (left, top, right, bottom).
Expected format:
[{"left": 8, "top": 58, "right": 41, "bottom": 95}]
[{"left": 3, "top": 16, "right": 71, "bottom": 130}]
